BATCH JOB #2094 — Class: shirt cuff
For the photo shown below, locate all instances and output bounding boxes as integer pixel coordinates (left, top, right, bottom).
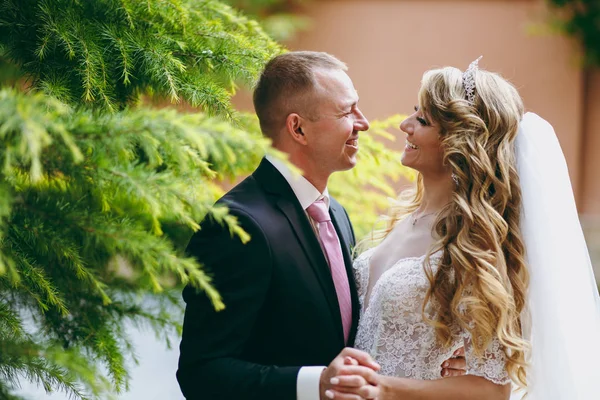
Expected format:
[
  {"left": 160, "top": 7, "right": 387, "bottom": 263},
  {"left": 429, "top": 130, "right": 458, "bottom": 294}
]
[{"left": 297, "top": 366, "right": 326, "bottom": 400}]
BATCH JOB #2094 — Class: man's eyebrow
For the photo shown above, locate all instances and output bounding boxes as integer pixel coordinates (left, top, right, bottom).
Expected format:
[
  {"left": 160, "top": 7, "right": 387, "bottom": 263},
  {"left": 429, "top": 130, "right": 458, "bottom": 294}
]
[{"left": 343, "top": 99, "right": 359, "bottom": 110}]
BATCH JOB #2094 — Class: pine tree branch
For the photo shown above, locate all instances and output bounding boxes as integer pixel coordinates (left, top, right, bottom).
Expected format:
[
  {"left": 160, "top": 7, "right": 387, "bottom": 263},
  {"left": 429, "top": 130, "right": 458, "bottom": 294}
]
[
  {"left": 0, "top": 0, "right": 282, "bottom": 115},
  {"left": 3, "top": 238, "right": 68, "bottom": 316}
]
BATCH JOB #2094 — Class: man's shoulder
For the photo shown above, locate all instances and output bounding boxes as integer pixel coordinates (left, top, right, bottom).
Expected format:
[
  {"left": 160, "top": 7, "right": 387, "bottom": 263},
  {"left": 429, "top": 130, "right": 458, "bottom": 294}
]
[
  {"left": 215, "top": 175, "right": 274, "bottom": 222},
  {"left": 219, "top": 174, "right": 262, "bottom": 204}
]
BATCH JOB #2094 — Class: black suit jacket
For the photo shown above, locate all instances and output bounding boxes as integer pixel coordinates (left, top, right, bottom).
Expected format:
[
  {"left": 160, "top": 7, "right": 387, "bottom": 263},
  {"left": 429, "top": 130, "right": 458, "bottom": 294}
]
[{"left": 177, "top": 158, "right": 360, "bottom": 400}]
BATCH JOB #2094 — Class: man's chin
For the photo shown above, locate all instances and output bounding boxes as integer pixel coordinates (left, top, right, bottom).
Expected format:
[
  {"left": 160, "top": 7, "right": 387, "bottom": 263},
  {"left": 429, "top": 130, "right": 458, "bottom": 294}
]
[
  {"left": 343, "top": 158, "right": 358, "bottom": 170},
  {"left": 331, "top": 163, "right": 356, "bottom": 175}
]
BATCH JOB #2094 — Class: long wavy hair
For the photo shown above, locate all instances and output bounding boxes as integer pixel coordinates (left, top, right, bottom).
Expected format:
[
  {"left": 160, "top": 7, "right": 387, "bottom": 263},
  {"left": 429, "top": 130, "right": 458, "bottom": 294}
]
[{"left": 376, "top": 67, "right": 530, "bottom": 389}]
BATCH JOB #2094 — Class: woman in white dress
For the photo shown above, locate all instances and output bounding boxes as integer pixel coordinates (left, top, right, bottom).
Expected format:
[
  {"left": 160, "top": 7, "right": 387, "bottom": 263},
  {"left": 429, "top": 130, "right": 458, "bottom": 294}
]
[{"left": 327, "top": 58, "right": 600, "bottom": 400}]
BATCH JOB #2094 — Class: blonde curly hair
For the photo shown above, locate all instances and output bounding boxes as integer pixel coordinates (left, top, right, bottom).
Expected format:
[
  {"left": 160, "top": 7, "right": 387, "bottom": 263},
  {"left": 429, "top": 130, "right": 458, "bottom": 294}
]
[{"left": 374, "top": 67, "right": 530, "bottom": 389}]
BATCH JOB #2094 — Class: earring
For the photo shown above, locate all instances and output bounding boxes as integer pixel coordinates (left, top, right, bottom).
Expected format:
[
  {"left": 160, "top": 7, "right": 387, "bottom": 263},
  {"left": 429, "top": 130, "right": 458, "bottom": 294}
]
[{"left": 452, "top": 173, "right": 459, "bottom": 186}]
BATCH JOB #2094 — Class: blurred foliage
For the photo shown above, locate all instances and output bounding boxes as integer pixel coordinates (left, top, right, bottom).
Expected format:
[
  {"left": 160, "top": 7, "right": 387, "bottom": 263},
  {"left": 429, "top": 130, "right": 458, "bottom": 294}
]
[
  {"left": 224, "top": 0, "right": 312, "bottom": 41},
  {"left": 547, "top": 0, "right": 600, "bottom": 66}
]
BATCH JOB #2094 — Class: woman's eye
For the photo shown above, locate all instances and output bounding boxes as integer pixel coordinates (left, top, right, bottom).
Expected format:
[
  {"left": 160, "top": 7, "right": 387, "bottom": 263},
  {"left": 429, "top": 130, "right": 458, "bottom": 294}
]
[{"left": 416, "top": 117, "right": 428, "bottom": 126}]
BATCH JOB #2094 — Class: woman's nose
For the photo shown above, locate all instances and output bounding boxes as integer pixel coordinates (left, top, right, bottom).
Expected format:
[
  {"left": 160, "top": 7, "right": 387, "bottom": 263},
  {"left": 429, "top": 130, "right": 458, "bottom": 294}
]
[{"left": 400, "top": 116, "right": 413, "bottom": 134}]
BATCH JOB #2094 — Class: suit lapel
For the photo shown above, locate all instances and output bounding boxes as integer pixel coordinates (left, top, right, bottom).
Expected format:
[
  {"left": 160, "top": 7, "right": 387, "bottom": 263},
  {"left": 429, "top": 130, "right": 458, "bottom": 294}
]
[
  {"left": 275, "top": 199, "right": 344, "bottom": 341},
  {"left": 253, "top": 159, "right": 345, "bottom": 344}
]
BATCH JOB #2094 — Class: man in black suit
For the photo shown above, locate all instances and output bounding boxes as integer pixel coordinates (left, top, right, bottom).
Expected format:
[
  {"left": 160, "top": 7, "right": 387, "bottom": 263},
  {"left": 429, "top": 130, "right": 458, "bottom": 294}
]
[{"left": 177, "top": 51, "right": 464, "bottom": 400}]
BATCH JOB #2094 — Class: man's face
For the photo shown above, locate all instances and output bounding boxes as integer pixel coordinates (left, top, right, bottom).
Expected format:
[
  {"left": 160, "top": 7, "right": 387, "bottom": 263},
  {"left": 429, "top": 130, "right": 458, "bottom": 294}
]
[{"left": 300, "top": 69, "right": 370, "bottom": 175}]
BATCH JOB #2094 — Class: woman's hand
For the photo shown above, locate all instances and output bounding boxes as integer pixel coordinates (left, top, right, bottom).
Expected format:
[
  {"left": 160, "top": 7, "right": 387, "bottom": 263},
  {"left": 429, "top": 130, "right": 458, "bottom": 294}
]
[{"left": 325, "top": 356, "right": 380, "bottom": 399}]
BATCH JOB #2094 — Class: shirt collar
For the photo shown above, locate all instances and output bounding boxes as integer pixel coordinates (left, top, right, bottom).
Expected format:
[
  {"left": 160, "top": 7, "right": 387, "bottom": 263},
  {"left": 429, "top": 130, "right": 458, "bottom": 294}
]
[{"left": 265, "top": 155, "right": 330, "bottom": 211}]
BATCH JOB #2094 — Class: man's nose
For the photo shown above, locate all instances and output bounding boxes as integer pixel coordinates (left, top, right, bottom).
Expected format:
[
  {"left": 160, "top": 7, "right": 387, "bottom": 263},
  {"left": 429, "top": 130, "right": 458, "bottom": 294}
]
[{"left": 355, "top": 109, "right": 370, "bottom": 132}]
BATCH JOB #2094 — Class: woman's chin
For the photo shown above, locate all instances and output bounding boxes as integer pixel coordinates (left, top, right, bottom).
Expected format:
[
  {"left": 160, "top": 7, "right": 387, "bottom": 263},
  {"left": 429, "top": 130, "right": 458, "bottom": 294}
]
[
  {"left": 400, "top": 156, "right": 421, "bottom": 174},
  {"left": 400, "top": 154, "right": 413, "bottom": 168}
]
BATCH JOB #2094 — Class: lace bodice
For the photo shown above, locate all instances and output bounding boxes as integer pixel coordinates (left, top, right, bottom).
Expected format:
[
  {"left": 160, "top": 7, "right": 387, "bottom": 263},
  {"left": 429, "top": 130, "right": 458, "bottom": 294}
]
[{"left": 353, "top": 247, "right": 510, "bottom": 384}]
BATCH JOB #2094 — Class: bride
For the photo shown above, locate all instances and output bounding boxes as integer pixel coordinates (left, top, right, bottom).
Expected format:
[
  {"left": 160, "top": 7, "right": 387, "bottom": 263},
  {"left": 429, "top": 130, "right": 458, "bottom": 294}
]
[{"left": 327, "top": 59, "right": 600, "bottom": 399}]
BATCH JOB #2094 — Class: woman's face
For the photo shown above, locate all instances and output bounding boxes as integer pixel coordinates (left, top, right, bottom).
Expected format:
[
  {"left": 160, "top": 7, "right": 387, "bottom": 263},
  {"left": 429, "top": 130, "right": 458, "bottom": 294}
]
[{"left": 399, "top": 105, "right": 448, "bottom": 177}]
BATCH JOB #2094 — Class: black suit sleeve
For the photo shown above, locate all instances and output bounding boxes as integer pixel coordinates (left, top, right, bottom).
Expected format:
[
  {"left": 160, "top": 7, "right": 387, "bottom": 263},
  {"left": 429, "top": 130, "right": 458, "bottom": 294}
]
[{"left": 177, "top": 208, "right": 300, "bottom": 400}]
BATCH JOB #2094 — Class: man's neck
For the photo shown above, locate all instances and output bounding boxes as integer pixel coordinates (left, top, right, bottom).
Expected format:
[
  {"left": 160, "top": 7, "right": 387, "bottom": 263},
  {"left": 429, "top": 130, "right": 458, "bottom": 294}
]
[
  {"left": 285, "top": 154, "right": 329, "bottom": 193},
  {"left": 302, "top": 172, "right": 328, "bottom": 194}
]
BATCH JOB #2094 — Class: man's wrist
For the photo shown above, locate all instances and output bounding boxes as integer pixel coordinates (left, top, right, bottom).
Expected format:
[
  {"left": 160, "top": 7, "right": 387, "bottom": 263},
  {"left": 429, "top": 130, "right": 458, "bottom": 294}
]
[{"left": 298, "top": 366, "right": 326, "bottom": 400}]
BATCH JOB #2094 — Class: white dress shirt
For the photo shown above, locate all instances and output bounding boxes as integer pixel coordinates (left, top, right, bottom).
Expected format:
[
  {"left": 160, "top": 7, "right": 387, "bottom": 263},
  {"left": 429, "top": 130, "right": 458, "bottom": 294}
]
[{"left": 265, "top": 155, "right": 327, "bottom": 400}]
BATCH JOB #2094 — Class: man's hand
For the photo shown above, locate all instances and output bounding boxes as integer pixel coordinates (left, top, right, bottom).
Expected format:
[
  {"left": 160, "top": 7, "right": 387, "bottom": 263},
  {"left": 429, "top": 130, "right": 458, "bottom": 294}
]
[
  {"left": 320, "top": 348, "right": 380, "bottom": 400},
  {"left": 440, "top": 347, "right": 467, "bottom": 377}
]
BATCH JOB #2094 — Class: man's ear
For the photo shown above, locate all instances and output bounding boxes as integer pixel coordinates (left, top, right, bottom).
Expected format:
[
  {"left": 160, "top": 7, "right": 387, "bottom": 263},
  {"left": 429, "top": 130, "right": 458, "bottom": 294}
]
[{"left": 285, "top": 113, "right": 308, "bottom": 145}]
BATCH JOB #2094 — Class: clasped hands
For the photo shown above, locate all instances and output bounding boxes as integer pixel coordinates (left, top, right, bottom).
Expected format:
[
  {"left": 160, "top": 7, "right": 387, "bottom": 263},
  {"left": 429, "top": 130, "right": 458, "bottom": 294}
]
[{"left": 320, "top": 347, "right": 466, "bottom": 400}]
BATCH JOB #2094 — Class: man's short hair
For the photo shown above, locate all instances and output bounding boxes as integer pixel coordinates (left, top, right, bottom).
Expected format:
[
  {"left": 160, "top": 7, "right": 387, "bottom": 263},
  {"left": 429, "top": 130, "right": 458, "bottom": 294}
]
[{"left": 253, "top": 51, "right": 347, "bottom": 139}]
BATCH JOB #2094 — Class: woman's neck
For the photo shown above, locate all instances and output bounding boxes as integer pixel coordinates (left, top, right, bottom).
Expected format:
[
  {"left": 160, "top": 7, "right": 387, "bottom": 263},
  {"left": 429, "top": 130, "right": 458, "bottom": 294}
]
[{"left": 418, "top": 173, "right": 454, "bottom": 214}]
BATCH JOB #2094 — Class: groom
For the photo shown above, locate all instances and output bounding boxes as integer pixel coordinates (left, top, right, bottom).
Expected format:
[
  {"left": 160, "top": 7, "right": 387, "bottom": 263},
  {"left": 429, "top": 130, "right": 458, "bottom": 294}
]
[{"left": 177, "top": 51, "right": 465, "bottom": 400}]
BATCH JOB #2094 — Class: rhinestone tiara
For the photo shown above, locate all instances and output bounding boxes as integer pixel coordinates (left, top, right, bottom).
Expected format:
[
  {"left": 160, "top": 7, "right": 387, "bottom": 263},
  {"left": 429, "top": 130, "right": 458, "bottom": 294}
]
[{"left": 462, "top": 56, "right": 482, "bottom": 104}]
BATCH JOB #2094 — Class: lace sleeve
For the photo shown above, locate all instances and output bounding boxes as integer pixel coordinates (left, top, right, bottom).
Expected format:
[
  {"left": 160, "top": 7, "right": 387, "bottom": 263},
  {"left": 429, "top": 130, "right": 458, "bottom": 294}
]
[
  {"left": 463, "top": 332, "right": 511, "bottom": 385},
  {"left": 352, "top": 247, "right": 374, "bottom": 307}
]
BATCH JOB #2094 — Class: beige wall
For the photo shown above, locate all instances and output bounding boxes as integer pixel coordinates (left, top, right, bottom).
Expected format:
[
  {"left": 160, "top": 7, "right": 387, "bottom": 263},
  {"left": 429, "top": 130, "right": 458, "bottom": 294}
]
[
  {"left": 581, "top": 69, "right": 600, "bottom": 215},
  {"left": 272, "top": 0, "right": 600, "bottom": 273},
  {"left": 235, "top": 0, "right": 599, "bottom": 216},
  {"left": 233, "top": 0, "right": 600, "bottom": 272},
  {"left": 285, "top": 0, "right": 587, "bottom": 201},
  {"left": 580, "top": 69, "right": 600, "bottom": 273}
]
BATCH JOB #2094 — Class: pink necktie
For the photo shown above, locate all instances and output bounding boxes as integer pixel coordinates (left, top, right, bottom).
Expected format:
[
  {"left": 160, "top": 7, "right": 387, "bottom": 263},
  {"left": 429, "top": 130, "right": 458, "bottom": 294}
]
[{"left": 307, "top": 199, "right": 352, "bottom": 344}]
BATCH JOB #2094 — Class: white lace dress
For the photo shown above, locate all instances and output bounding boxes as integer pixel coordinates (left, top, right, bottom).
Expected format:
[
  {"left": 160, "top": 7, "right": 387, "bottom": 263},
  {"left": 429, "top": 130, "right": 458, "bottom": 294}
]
[{"left": 353, "top": 247, "right": 510, "bottom": 384}]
